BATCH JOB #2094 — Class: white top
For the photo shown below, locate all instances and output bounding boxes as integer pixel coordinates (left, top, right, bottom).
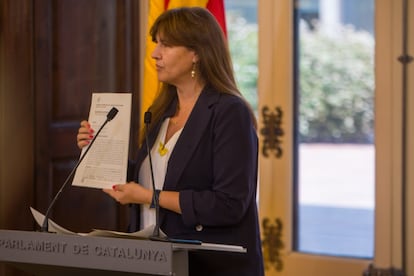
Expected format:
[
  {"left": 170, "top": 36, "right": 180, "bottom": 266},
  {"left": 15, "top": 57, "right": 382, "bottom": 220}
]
[{"left": 138, "top": 118, "right": 183, "bottom": 229}]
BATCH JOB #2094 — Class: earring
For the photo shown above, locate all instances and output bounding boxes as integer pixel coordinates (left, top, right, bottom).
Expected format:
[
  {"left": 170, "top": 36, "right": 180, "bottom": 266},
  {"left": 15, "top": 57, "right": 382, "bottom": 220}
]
[{"left": 191, "top": 62, "right": 196, "bottom": 78}]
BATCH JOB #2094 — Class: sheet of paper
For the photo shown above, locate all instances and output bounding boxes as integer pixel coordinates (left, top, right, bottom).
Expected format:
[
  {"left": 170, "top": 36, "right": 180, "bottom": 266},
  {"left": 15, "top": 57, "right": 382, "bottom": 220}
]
[
  {"left": 30, "top": 207, "right": 166, "bottom": 239},
  {"left": 30, "top": 207, "right": 77, "bottom": 235},
  {"left": 30, "top": 208, "right": 243, "bottom": 250},
  {"left": 72, "top": 92, "right": 131, "bottom": 189}
]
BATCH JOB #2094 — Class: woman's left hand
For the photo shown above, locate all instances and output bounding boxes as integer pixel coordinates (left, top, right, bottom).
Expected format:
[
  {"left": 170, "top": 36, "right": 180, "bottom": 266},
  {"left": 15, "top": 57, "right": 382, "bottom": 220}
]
[{"left": 103, "top": 182, "right": 152, "bottom": 205}]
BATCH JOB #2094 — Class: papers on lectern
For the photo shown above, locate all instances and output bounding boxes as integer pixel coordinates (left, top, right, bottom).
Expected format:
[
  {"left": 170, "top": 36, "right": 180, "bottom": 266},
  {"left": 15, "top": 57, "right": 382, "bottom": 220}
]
[
  {"left": 30, "top": 207, "right": 246, "bottom": 252},
  {"left": 30, "top": 207, "right": 166, "bottom": 239}
]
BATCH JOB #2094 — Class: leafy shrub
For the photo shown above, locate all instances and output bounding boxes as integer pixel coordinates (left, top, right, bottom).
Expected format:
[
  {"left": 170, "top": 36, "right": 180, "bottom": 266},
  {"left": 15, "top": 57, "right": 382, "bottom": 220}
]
[
  {"left": 299, "top": 25, "right": 375, "bottom": 143},
  {"left": 227, "top": 12, "right": 375, "bottom": 143}
]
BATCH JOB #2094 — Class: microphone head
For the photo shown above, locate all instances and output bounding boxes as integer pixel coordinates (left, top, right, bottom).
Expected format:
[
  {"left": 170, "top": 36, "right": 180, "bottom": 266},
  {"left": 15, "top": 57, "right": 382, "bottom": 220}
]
[
  {"left": 144, "top": 111, "right": 152, "bottom": 124},
  {"left": 107, "top": 107, "right": 119, "bottom": 121}
]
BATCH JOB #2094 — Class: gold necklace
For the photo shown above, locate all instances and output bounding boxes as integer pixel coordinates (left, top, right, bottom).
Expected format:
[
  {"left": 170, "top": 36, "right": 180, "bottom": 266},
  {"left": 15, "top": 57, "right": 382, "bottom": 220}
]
[
  {"left": 158, "top": 142, "right": 168, "bottom": 156},
  {"left": 170, "top": 117, "right": 179, "bottom": 125},
  {"left": 170, "top": 105, "right": 192, "bottom": 126}
]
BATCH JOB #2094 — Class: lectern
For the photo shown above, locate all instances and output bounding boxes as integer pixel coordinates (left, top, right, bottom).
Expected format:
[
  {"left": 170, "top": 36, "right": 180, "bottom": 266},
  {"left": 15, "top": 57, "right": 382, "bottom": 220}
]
[{"left": 0, "top": 229, "right": 245, "bottom": 276}]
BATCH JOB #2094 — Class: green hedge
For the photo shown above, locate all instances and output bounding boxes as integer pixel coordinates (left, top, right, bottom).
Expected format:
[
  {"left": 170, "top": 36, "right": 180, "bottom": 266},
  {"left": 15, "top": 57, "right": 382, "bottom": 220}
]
[
  {"left": 228, "top": 13, "right": 375, "bottom": 144},
  {"left": 299, "top": 26, "right": 374, "bottom": 143}
]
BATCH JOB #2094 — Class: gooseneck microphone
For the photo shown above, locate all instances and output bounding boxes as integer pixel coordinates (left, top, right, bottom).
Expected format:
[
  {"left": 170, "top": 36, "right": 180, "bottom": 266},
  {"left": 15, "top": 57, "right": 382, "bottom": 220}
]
[
  {"left": 41, "top": 107, "right": 119, "bottom": 232},
  {"left": 143, "top": 111, "right": 166, "bottom": 241}
]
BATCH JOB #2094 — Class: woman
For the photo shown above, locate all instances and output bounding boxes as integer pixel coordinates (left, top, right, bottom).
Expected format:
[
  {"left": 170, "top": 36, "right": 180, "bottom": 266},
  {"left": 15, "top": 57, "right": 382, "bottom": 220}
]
[{"left": 78, "top": 7, "right": 264, "bottom": 276}]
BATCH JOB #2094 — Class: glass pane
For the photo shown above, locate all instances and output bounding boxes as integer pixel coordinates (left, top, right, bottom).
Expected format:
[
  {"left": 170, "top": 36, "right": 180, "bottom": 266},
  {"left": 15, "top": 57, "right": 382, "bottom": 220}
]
[
  {"left": 225, "top": 0, "right": 258, "bottom": 113},
  {"left": 295, "top": 0, "right": 375, "bottom": 258}
]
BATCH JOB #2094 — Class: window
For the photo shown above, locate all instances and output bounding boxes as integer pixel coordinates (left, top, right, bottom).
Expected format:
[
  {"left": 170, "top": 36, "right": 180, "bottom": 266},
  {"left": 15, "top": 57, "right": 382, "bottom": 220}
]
[
  {"left": 295, "top": 0, "right": 375, "bottom": 258},
  {"left": 226, "top": 0, "right": 375, "bottom": 259}
]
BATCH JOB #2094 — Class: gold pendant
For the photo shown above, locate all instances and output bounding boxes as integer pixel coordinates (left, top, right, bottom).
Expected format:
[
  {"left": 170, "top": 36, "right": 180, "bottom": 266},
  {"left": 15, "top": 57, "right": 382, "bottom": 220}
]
[{"left": 158, "top": 142, "right": 168, "bottom": 156}]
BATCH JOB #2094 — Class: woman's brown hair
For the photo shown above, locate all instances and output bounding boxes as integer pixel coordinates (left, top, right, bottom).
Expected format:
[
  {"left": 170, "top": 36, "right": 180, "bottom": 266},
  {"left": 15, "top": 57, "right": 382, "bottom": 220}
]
[{"left": 140, "top": 7, "right": 257, "bottom": 145}]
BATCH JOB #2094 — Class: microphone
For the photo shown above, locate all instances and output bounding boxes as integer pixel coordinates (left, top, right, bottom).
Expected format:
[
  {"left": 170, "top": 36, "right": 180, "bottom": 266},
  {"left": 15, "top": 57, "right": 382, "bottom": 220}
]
[
  {"left": 40, "top": 107, "right": 119, "bottom": 232},
  {"left": 143, "top": 111, "right": 166, "bottom": 241}
]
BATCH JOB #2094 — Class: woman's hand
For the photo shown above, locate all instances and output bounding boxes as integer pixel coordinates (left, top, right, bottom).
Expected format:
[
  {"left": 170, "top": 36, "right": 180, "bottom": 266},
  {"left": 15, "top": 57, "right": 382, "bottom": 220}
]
[
  {"left": 104, "top": 183, "right": 182, "bottom": 214},
  {"left": 77, "top": 120, "right": 94, "bottom": 149},
  {"left": 103, "top": 182, "right": 152, "bottom": 205}
]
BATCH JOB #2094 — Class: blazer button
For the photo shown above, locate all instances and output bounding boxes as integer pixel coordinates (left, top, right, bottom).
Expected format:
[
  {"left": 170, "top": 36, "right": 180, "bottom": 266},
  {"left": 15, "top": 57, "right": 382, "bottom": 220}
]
[{"left": 195, "top": 224, "right": 203, "bottom": 232}]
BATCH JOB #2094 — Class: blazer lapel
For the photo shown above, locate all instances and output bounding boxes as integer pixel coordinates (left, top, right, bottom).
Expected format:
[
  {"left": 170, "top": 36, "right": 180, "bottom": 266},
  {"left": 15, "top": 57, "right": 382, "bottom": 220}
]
[{"left": 163, "top": 87, "right": 220, "bottom": 191}]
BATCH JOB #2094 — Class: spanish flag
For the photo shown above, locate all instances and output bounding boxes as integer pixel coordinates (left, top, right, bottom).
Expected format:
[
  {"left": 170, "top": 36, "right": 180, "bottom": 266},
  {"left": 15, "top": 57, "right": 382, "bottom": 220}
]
[{"left": 141, "top": 0, "right": 227, "bottom": 123}]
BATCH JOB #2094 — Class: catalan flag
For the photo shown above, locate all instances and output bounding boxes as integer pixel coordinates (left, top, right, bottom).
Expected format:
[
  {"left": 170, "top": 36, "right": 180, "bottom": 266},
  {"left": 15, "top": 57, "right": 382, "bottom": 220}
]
[{"left": 141, "top": 0, "right": 227, "bottom": 123}]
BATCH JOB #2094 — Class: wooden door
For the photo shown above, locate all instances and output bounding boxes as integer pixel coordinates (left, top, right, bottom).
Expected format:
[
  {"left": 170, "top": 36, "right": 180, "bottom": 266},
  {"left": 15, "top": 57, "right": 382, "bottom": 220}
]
[
  {"left": 2, "top": 1, "right": 142, "bottom": 275},
  {"left": 33, "top": 0, "right": 141, "bottom": 233}
]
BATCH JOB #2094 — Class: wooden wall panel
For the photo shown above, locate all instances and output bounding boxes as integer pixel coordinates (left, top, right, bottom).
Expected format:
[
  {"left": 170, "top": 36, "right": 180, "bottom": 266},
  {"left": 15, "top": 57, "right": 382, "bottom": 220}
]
[
  {"left": 0, "top": 0, "right": 34, "bottom": 230},
  {"left": 1, "top": 1, "right": 141, "bottom": 275},
  {"left": 0, "top": 1, "right": 35, "bottom": 275},
  {"left": 34, "top": 0, "right": 141, "bottom": 233}
]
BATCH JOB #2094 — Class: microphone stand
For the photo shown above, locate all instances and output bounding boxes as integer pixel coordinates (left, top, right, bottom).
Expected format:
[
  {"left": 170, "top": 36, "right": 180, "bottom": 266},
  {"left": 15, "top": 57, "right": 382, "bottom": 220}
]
[
  {"left": 143, "top": 112, "right": 202, "bottom": 245},
  {"left": 143, "top": 112, "right": 168, "bottom": 241},
  {"left": 41, "top": 107, "right": 119, "bottom": 232}
]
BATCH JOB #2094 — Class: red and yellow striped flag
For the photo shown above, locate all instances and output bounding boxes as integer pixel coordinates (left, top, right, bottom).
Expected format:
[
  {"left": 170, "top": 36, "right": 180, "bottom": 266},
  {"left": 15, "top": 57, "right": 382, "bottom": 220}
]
[{"left": 141, "top": 0, "right": 227, "bottom": 123}]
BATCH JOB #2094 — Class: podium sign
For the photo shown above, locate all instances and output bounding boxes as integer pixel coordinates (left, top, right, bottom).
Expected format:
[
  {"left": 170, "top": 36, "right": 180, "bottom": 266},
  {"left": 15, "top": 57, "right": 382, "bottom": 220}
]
[
  {"left": 0, "top": 229, "right": 187, "bottom": 276},
  {"left": 0, "top": 229, "right": 246, "bottom": 276}
]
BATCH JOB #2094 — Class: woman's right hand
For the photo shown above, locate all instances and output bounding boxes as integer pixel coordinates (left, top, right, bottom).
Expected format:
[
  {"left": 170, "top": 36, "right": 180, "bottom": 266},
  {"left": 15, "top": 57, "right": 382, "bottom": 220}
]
[{"left": 77, "top": 120, "right": 94, "bottom": 149}]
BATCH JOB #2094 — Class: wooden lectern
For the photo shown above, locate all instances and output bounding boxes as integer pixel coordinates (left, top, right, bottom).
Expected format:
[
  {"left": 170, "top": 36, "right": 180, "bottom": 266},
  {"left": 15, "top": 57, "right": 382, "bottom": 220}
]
[{"left": 0, "top": 229, "right": 245, "bottom": 276}]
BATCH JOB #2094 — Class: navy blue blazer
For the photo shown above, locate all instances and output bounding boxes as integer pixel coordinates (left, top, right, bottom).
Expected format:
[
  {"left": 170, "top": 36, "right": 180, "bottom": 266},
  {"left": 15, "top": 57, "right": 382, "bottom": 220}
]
[{"left": 129, "top": 85, "right": 264, "bottom": 276}]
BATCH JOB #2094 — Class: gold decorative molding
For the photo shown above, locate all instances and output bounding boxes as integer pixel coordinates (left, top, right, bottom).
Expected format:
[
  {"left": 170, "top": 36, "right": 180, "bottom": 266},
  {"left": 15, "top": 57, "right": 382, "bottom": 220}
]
[
  {"left": 260, "top": 106, "right": 284, "bottom": 158},
  {"left": 262, "top": 217, "right": 284, "bottom": 272}
]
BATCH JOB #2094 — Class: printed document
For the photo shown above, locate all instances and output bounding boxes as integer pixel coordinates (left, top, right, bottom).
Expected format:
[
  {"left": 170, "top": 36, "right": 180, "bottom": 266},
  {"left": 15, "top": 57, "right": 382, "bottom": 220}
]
[
  {"left": 30, "top": 207, "right": 166, "bottom": 239},
  {"left": 72, "top": 92, "right": 131, "bottom": 189}
]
